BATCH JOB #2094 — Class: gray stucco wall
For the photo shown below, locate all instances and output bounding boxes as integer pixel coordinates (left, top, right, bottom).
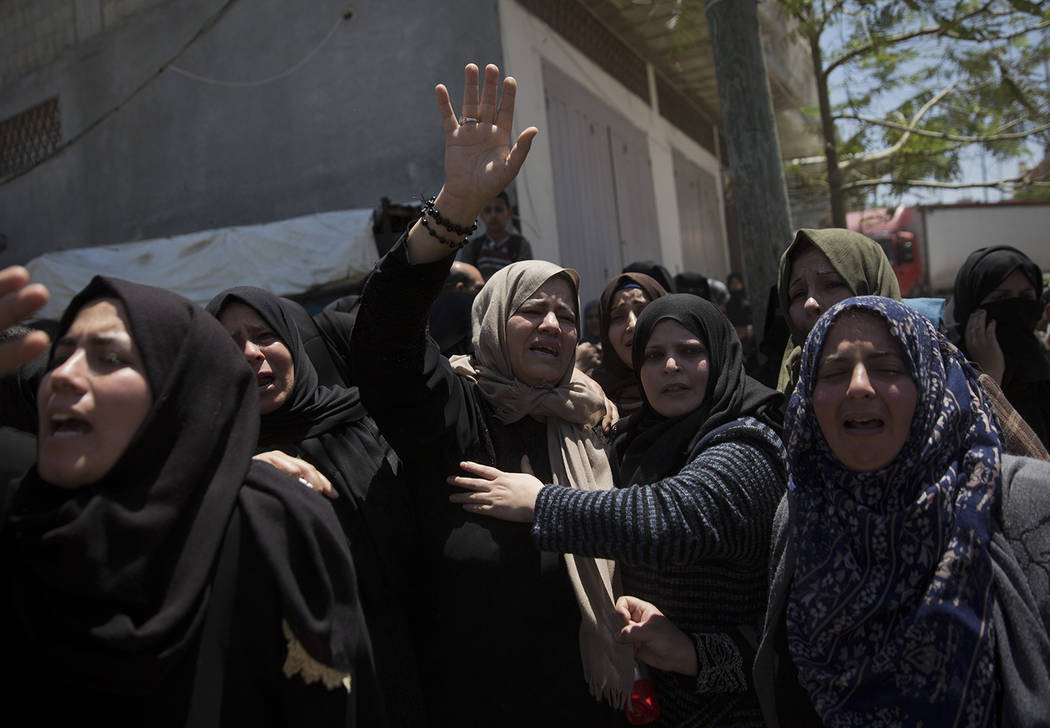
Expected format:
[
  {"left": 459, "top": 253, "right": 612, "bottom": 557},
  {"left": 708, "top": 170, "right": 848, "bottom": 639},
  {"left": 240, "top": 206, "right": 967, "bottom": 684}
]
[{"left": 0, "top": 0, "right": 503, "bottom": 266}]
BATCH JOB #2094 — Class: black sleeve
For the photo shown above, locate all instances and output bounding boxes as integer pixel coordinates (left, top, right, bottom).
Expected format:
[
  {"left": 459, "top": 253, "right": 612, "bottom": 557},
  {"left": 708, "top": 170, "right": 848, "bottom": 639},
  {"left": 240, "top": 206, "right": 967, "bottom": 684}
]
[{"left": 350, "top": 235, "right": 481, "bottom": 474}]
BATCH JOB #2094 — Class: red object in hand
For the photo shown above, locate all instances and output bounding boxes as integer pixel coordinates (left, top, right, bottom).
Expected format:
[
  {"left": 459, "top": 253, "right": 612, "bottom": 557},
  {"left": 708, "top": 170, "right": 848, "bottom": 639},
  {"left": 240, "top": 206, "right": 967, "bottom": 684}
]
[{"left": 624, "top": 676, "right": 660, "bottom": 725}]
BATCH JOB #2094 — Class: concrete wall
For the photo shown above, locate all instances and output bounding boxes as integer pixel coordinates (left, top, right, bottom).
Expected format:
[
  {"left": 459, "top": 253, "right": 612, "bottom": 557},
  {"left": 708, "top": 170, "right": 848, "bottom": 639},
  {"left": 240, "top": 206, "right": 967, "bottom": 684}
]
[{"left": 0, "top": 0, "right": 503, "bottom": 266}]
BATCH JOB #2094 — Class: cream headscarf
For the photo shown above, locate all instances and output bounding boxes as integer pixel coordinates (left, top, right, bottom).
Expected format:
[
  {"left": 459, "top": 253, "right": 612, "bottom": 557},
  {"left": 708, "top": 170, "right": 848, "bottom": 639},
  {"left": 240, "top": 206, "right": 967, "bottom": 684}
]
[{"left": 449, "top": 260, "right": 635, "bottom": 707}]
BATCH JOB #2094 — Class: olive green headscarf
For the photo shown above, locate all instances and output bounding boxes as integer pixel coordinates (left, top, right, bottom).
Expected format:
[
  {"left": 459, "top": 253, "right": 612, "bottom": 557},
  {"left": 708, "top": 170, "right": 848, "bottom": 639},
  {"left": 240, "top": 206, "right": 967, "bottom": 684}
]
[{"left": 775, "top": 228, "right": 900, "bottom": 394}]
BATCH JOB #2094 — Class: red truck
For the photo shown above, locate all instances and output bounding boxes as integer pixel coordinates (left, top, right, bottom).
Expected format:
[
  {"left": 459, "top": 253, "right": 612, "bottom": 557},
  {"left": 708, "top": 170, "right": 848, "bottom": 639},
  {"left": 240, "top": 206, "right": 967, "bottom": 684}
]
[{"left": 847, "top": 201, "right": 1050, "bottom": 296}]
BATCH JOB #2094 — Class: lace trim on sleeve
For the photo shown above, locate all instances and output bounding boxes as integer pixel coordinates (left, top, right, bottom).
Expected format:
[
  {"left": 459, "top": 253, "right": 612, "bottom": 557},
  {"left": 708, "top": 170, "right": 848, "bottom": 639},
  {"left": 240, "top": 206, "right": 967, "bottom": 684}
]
[
  {"left": 693, "top": 632, "right": 747, "bottom": 694},
  {"left": 281, "top": 620, "right": 352, "bottom": 693}
]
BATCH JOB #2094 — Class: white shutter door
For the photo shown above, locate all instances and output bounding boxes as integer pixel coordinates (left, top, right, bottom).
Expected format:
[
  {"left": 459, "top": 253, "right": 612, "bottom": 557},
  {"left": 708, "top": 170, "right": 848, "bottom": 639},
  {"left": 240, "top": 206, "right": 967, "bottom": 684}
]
[{"left": 673, "top": 150, "right": 727, "bottom": 278}]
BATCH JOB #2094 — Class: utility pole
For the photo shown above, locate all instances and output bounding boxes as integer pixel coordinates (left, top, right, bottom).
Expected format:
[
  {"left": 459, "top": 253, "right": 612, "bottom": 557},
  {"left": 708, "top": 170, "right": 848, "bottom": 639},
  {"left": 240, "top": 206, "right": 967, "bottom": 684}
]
[{"left": 704, "top": 0, "right": 793, "bottom": 341}]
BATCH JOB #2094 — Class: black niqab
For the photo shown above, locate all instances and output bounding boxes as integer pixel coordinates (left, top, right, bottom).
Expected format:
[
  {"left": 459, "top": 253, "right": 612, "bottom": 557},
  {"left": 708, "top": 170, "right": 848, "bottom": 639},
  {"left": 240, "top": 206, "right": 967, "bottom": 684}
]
[{"left": 944, "top": 245, "right": 1050, "bottom": 449}]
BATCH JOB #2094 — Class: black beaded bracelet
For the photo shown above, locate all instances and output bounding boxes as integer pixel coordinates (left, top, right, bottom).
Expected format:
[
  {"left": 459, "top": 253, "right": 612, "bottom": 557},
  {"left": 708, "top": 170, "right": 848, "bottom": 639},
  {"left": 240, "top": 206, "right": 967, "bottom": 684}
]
[
  {"left": 419, "top": 210, "right": 470, "bottom": 249},
  {"left": 422, "top": 195, "right": 478, "bottom": 237}
]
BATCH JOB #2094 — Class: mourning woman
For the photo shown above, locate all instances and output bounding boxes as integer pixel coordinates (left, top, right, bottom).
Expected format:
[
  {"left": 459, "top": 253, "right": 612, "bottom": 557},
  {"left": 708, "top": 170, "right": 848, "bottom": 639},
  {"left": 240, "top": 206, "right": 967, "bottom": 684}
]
[
  {"left": 591, "top": 271, "right": 668, "bottom": 416},
  {"left": 944, "top": 245, "right": 1050, "bottom": 452},
  {"left": 205, "top": 286, "right": 423, "bottom": 726},
  {"left": 777, "top": 228, "right": 900, "bottom": 396},
  {"left": 451, "top": 294, "right": 787, "bottom": 727},
  {"left": 350, "top": 64, "right": 627, "bottom": 725},
  {"left": 0, "top": 275, "right": 370, "bottom": 726},
  {"left": 778, "top": 232, "right": 1047, "bottom": 460},
  {"left": 754, "top": 296, "right": 1050, "bottom": 726}
]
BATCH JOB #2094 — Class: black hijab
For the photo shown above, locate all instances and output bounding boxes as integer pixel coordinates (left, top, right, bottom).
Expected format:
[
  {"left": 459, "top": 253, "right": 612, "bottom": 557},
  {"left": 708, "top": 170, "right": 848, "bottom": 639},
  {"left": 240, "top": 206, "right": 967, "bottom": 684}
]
[
  {"left": 206, "top": 287, "right": 409, "bottom": 610},
  {"left": 282, "top": 297, "right": 346, "bottom": 387},
  {"left": 945, "top": 245, "right": 1050, "bottom": 382},
  {"left": 673, "top": 271, "right": 710, "bottom": 300},
  {"left": 591, "top": 272, "right": 667, "bottom": 415},
  {"left": 206, "top": 287, "right": 368, "bottom": 450},
  {"left": 616, "top": 294, "right": 782, "bottom": 486},
  {"left": 945, "top": 246, "right": 1050, "bottom": 450},
  {"left": 623, "top": 260, "right": 675, "bottom": 293},
  {"left": 5, "top": 276, "right": 366, "bottom": 693}
]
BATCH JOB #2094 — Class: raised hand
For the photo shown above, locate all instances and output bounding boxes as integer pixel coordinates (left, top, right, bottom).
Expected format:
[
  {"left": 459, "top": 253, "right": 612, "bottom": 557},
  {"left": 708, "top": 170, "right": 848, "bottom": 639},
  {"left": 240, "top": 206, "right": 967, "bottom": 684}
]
[
  {"left": 436, "top": 63, "right": 538, "bottom": 213},
  {"left": 0, "top": 266, "right": 50, "bottom": 373},
  {"left": 409, "top": 63, "right": 539, "bottom": 263}
]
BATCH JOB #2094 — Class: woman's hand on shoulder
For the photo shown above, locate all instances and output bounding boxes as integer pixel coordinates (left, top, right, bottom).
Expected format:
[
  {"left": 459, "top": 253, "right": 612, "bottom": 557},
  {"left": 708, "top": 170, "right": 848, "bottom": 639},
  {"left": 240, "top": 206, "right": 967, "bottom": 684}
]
[
  {"left": 575, "top": 367, "right": 619, "bottom": 432},
  {"left": 253, "top": 450, "right": 337, "bottom": 499},
  {"left": 0, "top": 266, "right": 50, "bottom": 373},
  {"left": 615, "top": 595, "right": 698, "bottom": 676},
  {"left": 448, "top": 456, "right": 542, "bottom": 522}
]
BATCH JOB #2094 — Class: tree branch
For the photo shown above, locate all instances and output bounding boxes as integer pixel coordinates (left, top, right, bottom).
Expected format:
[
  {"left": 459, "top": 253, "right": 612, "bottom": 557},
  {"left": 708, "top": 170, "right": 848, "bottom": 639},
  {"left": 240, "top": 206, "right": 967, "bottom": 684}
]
[
  {"left": 824, "top": 1, "right": 995, "bottom": 77},
  {"left": 842, "top": 172, "right": 1049, "bottom": 192},
  {"left": 839, "top": 82, "right": 957, "bottom": 168},
  {"left": 833, "top": 115, "right": 1050, "bottom": 143}
]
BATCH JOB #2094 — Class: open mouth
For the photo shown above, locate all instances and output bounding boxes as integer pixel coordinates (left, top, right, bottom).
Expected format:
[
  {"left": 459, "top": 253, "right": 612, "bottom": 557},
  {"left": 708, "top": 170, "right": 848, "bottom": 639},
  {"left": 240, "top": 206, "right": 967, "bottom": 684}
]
[
  {"left": 256, "top": 372, "right": 275, "bottom": 390},
  {"left": 530, "top": 343, "right": 560, "bottom": 358},
  {"left": 843, "top": 416, "right": 884, "bottom": 432},
  {"left": 48, "top": 412, "right": 92, "bottom": 438}
]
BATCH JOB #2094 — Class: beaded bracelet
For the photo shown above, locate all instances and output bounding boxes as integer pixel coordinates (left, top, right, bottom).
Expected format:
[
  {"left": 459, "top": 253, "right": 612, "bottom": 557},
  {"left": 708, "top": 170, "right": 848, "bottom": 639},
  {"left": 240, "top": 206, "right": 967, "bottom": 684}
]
[
  {"left": 419, "top": 210, "right": 470, "bottom": 249},
  {"left": 421, "top": 195, "right": 478, "bottom": 237}
]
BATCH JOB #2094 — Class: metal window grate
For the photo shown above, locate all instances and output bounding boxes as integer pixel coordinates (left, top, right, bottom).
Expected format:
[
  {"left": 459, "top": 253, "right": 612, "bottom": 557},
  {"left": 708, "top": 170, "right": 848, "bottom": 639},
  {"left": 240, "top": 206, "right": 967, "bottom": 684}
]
[
  {"left": 656, "top": 75, "right": 717, "bottom": 156},
  {"left": 520, "top": 0, "right": 649, "bottom": 104},
  {"left": 0, "top": 97, "right": 61, "bottom": 178}
]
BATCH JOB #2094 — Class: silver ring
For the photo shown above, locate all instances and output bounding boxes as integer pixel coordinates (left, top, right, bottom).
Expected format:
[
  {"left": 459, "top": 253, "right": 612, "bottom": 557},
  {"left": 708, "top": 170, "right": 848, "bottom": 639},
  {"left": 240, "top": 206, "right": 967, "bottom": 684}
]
[
  {"left": 298, "top": 477, "right": 313, "bottom": 489},
  {"left": 460, "top": 116, "right": 480, "bottom": 124}
]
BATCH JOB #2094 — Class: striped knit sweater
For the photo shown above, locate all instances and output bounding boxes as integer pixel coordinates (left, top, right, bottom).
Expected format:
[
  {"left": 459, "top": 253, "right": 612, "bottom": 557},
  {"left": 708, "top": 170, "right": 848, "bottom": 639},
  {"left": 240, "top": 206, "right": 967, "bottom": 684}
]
[{"left": 532, "top": 417, "right": 787, "bottom": 728}]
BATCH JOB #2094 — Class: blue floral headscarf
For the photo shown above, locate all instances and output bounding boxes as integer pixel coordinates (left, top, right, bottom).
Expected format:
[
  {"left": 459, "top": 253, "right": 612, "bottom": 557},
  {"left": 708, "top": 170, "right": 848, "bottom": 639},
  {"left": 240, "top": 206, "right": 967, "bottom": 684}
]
[{"left": 784, "top": 296, "right": 1001, "bottom": 726}]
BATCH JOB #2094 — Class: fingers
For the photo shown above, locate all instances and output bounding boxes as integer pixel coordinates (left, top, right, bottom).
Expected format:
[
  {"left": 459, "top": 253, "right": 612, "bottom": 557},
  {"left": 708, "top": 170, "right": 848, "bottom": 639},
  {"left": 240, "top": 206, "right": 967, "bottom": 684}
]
[
  {"left": 614, "top": 596, "right": 635, "bottom": 624},
  {"left": 0, "top": 265, "right": 30, "bottom": 297},
  {"left": 0, "top": 266, "right": 51, "bottom": 374},
  {"left": 457, "top": 460, "right": 504, "bottom": 479},
  {"left": 602, "top": 398, "right": 619, "bottom": 433},
  {"left": 448, "top": 490, "right": 492, "bottom": 506},
  {"left": 520, "top": 454, "right": 534, "bottom": 475},
  {"left": 446, "top": 460, "right": 500, "bottom": 492},
  {"left": 495, "top": 75, "right": 517, "bottom": 133},
  {"left": 447, "top": 474, "right": 493, "bottom": 492},
  {"left": 306, "top": 468, "right": 336, "bottom": 499},
  {"left": 253, "top": 451, "right": 337, "bottom": 499},
  {"left": 477, "top": 63, "right": 500, "bottom": 124},
  {"left": 0, "top": 266, "right": 49, "bottom": 329},
  {"left": 616, "top": 595, "right": 656, "bottom": 623},
  {"left": 435, "top": 83, "right": 457, "bottom": 135},
  {"left": 0, "top": 331, "right": 50, "bottom": 374},
  {"left": 507, "top": 127, "right": 539, "bottom": 178},
  {"left": 461, "top": 62, "right": 480, "bottom": 121}
]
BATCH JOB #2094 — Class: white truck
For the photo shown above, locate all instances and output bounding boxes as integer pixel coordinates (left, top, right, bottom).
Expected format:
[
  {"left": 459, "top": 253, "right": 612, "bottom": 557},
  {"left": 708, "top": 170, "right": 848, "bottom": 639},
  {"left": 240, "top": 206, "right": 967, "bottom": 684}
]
[{"left": 847, "top": 200, "right": 1050, "bottom": 296}]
